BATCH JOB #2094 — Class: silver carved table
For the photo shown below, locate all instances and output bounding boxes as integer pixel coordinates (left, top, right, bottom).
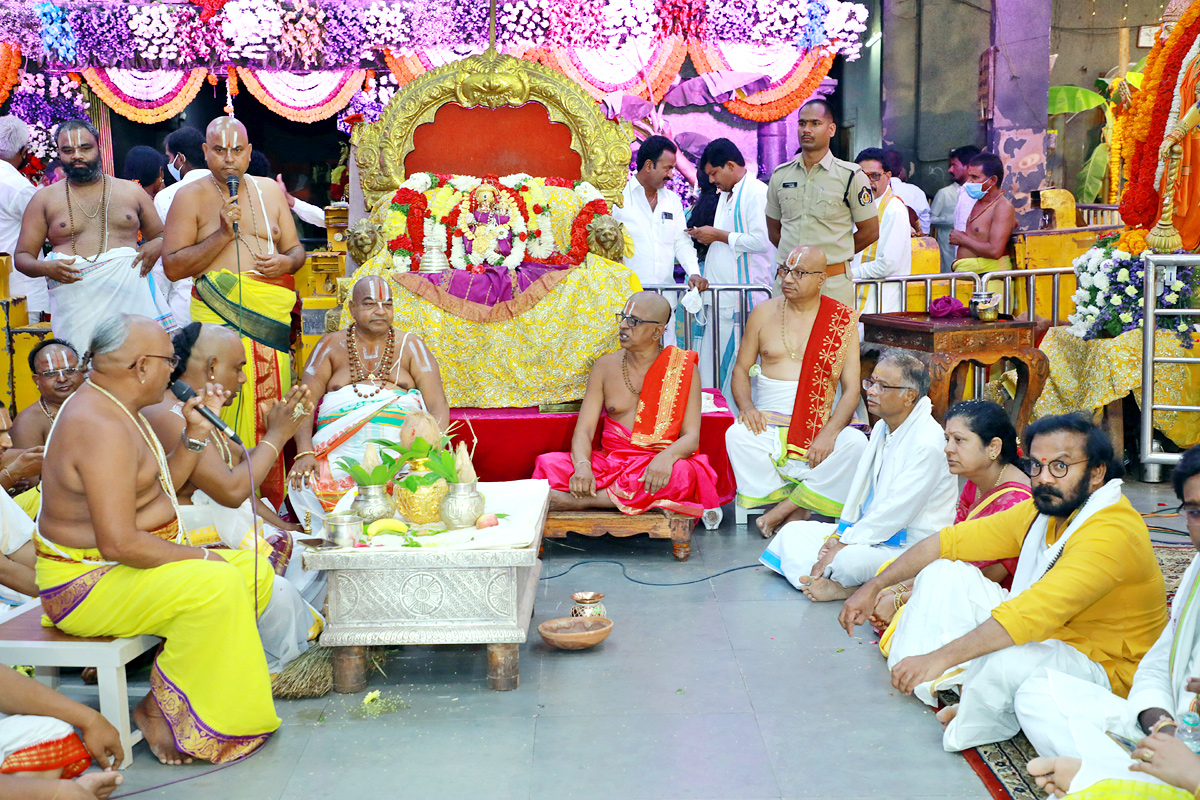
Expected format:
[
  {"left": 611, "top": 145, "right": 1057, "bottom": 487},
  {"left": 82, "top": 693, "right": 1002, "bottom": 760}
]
[{"left": 302, "top": 481, "right": 548, "bottom": 692}]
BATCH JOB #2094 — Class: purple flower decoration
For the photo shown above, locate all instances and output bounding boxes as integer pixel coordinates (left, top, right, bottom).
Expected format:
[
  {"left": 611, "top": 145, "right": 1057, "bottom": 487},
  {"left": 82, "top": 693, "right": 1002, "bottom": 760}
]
[
  {"left": 319, "top": 0, "right": 365, "bottom": 67},
  {"left": 69, "top": 5, "right": 134, "bottom": 66}
]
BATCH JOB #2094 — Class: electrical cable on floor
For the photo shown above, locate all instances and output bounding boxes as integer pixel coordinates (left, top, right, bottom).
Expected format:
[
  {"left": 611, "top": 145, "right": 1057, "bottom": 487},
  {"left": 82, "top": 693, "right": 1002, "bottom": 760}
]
[
  {"left": 540, "top": 559, "right": 761, "bottom": 585},
  {"left": 110, "top": 747, "right": 261, "bottom": 798}
]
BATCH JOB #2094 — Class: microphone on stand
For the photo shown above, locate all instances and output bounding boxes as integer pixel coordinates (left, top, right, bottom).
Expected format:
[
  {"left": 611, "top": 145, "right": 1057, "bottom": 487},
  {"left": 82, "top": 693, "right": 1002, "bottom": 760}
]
[
  {"left": 226, "top": 174, "right": 239, "bottom": 235},
  {"left": 170, "top": 380, "right": 243, "bottom": 446}
]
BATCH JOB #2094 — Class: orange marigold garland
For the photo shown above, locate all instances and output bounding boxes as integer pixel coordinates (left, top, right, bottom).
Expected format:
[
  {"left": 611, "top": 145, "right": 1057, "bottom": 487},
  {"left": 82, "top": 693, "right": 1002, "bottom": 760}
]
[
  {"left": 237, "top": 69, "right": 365, "bottom": 123},
  {"left": 688, "top": 40, "right": 835, "bottom": 122},
  {"left": 79, "top": 67, "right": 208, "bottom": 125},
  {"left": 0, "top": 44, "right": 20, "bottom": 108}
]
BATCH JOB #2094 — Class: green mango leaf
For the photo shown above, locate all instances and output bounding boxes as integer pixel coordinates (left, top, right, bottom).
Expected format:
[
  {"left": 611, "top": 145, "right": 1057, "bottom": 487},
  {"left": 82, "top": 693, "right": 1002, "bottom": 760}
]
[
  {"left": 1075, "top": 141, "right": 1110, "bottom": 204},
  {"left": 424, "top": 447, "right": 459, "bottom": 483},
  {"left": 1049, "top": 85, "right": 1107, "bottom": 115}
]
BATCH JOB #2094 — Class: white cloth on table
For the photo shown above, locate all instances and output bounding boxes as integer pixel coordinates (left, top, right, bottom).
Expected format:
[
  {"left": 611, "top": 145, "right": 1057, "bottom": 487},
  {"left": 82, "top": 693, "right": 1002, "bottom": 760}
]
[
  {"left": 1007, "top": 553, "right": 1200, "bottom": 792},
  {"left": 46, "top": 247, "right": 173, "bottom": 354},
  {"left": 761, "top": 396, "right": 956, "bottom": 589},
  {"left": 0, "top": 160, "right": 48, "bottom": 315},
  {"left": 851, "top": 190, "right": 912, "bottom": 314},
  {"left": 890, "top": 177, "right": 930, "bottom": 234},
  {"left": 0, "top": 711, "right": 75, "bottom": 764},
  {"left": 178, "top": 491, "right": 325, "bottom": 674},
  {"left": 889, "top": 478, "right": 1129, "bottom": 752},
  {"left": 153, "top": 168, "right": 211, "bottom": 328},
  {"left": 930, "top": 183, "right": 959, "bottom": 273},
  {"left": 697, "top": 173, "right": 774, "bottom": 395},
  {"left": 726, "top": 374, "right": 865, "bottom": 511}
]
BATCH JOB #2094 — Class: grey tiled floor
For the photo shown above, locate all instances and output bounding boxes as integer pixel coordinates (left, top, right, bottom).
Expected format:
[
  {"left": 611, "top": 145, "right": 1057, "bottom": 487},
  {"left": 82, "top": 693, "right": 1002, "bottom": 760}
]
[{"left": 87, "top": 480, "right": 1179, "bottom": 799}]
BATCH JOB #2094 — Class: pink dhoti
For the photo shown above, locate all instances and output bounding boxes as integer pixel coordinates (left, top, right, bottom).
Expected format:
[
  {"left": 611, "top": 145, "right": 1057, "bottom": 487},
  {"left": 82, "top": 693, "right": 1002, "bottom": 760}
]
[{"left": 534, "top": 418, "right": 721, "bottom": 518}]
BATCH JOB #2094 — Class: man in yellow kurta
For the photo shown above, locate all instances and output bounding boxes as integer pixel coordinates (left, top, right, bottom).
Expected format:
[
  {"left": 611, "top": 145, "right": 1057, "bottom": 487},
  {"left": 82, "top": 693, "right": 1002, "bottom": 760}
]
[
  {"left": 838, "top": 412, "right": 1168, "bottom": 752},
  {"left": 35, "top": 314, "right": 279, "bottom": 766}
]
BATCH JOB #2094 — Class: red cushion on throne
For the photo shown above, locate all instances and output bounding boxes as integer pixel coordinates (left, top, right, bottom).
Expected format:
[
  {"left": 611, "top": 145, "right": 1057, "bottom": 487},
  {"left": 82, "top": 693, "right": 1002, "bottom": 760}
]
[{"left": 405, "top": 103, "right": 583, "bottom": 181}]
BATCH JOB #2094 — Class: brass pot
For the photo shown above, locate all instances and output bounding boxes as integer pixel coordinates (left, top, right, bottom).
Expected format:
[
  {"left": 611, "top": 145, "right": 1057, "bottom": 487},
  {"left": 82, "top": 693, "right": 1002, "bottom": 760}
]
[
  {"left": 394, "top": 475, "right": 449, "bottom": 525},
  {"left": 969, "top": 291, "right": 1000, "bottom": 322},
  {"left": 439, "top": 481, "right": 486, "bottom": 529}
]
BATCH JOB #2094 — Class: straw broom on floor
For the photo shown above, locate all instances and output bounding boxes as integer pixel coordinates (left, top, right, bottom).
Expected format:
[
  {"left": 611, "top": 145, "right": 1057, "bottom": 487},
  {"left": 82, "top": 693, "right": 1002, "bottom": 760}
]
[{"left": 272, "top": 647, "right": 389, "bottom": 699}]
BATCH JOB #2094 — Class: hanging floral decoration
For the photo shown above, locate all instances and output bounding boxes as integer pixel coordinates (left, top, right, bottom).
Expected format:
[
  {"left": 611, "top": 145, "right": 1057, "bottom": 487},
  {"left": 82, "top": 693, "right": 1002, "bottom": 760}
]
[
  {"left": 689, "top": 41, "right": 833, "bottom": 121},
  {"left": 79, "top": 67, "right": 208, "bottom": 124},
  {"left": 0, "top": 44, "right": 20, "bottom": 108},
  {"left": 239, "top": 68, "right": 366, "bottom": 122},
  {"left": 532, "top": 37, "right": 687, "bottom": 101},
  {"left": 7, "top": 69, "right": 89, "bottom": 160},
  {"left": 336, "top": 70, "right": 396, "bottom": 135}
]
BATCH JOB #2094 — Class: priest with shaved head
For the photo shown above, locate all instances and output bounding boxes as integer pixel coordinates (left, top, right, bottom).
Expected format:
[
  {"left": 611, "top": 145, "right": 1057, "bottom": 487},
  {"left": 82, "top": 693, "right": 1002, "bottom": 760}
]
[
  {"left": 534, "top": 291, "right": 721, "bottom": 520},
  {"left": 161, "top": 117, "right": 306, "bottom": 502}
]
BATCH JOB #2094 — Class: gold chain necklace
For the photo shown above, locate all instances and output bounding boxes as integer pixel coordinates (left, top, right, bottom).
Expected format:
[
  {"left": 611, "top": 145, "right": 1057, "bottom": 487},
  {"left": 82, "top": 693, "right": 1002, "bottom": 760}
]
[
  {"left": 780, "top": 302, "right": 799, "bottom": 360},
  {"left": 622, "top": 348, "right": 659, "bottom": 396},
  {"left": 211, "top": 175, "right": 263, "bottom": 257},
  {"left": 66, "top": 175, "right": 110, "bottom": 257},
  {"left": 86, "top": 379, "right": 189, "bottom": 544},
  {"left": 38, "top": 398, "right": 56, "bottom": 423}
]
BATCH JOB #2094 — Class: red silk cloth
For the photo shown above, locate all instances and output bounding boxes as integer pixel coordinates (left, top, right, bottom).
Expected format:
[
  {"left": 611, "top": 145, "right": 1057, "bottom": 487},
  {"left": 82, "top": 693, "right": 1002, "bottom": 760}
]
[
  {"left": 0, "top": 732, "right": 91, "bottom": 778},
  {"left": 787, "top": 296, "right": 855, "bottom": 460},
  {"left": 448, "top": 389, "right": 736, "bottom": 506},
  {"left": 532, "top": 418, "right": 721, "bottom": 518}
]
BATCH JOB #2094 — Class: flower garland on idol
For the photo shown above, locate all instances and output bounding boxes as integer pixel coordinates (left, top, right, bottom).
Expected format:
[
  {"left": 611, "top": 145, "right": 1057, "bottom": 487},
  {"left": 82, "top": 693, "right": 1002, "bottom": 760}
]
[{"left": 1067, "top": 230, "right": 1195, "bottom": 348}]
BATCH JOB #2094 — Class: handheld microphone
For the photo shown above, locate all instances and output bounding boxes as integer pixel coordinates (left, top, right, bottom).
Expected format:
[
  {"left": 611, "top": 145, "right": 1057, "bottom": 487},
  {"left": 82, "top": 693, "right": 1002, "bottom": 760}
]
[
  {"left": 170, "top": 380, "right": 243, "bottom": 446},
  {"left": 226, "top": 174, "right": 239, "bottom": 235}
]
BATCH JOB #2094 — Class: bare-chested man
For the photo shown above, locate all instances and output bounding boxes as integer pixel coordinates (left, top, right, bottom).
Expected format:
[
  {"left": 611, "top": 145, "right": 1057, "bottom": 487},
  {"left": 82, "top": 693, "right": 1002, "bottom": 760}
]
[
  {"left": 144, "top": 322, "right": 323, "bottom": 673},
  {"left": 725, "top": 245, "right": 867, "bottom": 536},
  {"left": 950, "top": 153, "right": 1017, "bottom": 275},
  {"left": 288, "top": 275, "right": 450, "bottom": 524},
  {"left": 2, "top": 339, "right": 84, "bottom": 511},
  {"left": 13, "top": 120, "right": 167, "bottom": 354},
  {"left": 161, "top": 116, "right": 306, "bottom": 503},
  {"left": 533, "top": 291, "right": 720, "bottom": 530},
  {"left": 36, "top": 314, "right": 279, "bottom": 766}
]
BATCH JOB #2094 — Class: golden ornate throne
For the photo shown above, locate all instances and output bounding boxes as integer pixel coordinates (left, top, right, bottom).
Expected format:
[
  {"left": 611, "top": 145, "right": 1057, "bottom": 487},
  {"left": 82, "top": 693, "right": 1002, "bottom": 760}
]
[{"left": 345, "top": 49, "right": 638, "bottom": 409}]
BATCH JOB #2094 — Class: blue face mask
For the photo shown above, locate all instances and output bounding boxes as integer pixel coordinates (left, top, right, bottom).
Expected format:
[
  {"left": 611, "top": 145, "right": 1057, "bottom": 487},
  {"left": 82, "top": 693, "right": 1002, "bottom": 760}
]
[{"left": 963, "top": 181, "right": 987, "bottom": 200}]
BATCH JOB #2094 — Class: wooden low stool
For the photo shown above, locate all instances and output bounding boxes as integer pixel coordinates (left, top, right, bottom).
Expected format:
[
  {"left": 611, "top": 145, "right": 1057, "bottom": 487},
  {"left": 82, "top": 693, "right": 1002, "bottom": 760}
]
[
  {"left": 543, "top": 510, "right": 695, "bottom": 561},
  {"left": 0, "top": 601, "right": 160, "bottom": 769}
]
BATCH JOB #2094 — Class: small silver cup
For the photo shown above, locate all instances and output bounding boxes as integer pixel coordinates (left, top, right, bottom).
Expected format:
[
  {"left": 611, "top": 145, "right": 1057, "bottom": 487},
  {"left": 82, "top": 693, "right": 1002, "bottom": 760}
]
[{"left": 325, "top": 512, "right": 364, "bottom": 548}]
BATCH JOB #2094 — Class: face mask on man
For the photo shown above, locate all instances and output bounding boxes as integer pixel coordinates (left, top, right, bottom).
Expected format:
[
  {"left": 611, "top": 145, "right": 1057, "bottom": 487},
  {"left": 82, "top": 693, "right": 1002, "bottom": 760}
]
[
  {"left": 963, "top": 180, "right": 991, "bottom": 201},
  {"left": 167, "top": 154, "right": 183, "bottom": 182}
]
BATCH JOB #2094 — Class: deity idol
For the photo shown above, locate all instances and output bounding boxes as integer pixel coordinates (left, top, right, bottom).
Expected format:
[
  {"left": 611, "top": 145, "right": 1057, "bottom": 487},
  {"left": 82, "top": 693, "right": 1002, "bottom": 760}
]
[{"left": 463, "top": 184, "right": 514, "bottom": 260}]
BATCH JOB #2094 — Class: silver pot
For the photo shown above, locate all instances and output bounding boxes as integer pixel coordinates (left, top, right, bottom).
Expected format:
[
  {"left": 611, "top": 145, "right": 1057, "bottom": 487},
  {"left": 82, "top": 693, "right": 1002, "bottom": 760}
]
[
  {"left": 349, "top": 483, "right": 397, "bottom": 526},
  {"left": 325, "top": 512, "right": 363, "bottom": 547},
  {"left": 969, "top": 291, "right": 1000, "bottom": 322},
  {"left": 439, "top": 481, "right": 486, "bottom": 529}
]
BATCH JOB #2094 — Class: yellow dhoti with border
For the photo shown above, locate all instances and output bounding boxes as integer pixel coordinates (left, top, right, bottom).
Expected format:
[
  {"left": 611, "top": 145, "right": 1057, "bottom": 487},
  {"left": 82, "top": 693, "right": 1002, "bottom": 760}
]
[
  {"left": 191, "top": 270, "right": 295, "bottom": 503},
  {"left": 34, "top": 521, "right": 280, "bottom": 763}
]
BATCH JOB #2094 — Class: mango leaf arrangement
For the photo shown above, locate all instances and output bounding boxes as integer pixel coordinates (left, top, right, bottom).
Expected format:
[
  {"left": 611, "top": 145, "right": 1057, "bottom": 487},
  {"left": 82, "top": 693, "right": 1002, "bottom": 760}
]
[
  {"left": 370, "top": 410, "right": 479, "bottom": 493},
  {"left": 335, "top": 442, "right": 400, "bottom": 487}
]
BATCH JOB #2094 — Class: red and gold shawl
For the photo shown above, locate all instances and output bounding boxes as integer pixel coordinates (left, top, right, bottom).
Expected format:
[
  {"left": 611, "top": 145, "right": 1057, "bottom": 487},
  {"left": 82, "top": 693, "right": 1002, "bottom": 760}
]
[
  {"left": 785, "top": 296, "right": 857, "bottom": 460},
  {"left": 630, "top": 346, "right": 697, "bottom": 451}
]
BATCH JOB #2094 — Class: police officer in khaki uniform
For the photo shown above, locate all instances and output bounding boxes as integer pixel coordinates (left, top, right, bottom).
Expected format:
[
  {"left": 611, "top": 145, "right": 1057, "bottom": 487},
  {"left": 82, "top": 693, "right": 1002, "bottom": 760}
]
[{"left": 766, "top": 99, "right": 879, "bottom": 307}]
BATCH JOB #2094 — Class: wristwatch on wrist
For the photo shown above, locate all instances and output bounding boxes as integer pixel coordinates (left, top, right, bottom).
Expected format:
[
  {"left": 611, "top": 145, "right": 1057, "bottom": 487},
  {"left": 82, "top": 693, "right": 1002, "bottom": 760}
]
[{"left": 181, "top": 430, "right": 208, "bottom": 452}]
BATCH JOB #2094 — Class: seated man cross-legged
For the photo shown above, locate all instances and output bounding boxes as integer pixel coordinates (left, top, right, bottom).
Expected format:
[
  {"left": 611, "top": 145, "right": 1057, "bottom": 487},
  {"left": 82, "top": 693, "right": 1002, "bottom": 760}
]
[
  {"left": 839, "top": 412, "right": 1168, "bottom": 753},
  {"left": 35, "top": 314, "right": 280, "bottom": 766},
  {"left": 1019, "top": 444, "right": 1200, "bottom": 799},
  {"left": 760, "top": 350, "right": 957, "bottom": 600},
  {"left": 534, "top": 291, "right": 720, "bottom": 519},
  {"left": 725, "top": 244, "right": 867, "bottom": 535},
  {"left": 144, "top": 322, "right": 325, "bottom": 674},
  {"left": 289, "top": 275, "right": 449, "bottom": 525}
]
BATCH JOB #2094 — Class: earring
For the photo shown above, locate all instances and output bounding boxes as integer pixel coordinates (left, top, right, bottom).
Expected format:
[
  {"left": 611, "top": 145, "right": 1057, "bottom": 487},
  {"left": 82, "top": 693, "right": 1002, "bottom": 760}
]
[{"left": 990, "top": 452, "right": 998, "bottom": 461}]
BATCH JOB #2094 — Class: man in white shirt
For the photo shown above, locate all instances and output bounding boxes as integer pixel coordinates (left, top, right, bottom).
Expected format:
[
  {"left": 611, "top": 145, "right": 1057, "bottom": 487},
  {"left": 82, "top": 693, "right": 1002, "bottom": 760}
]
[
  {"left": 613, "top": 136, "right": 705, "bottom": 294},
  {"left": 851, "top": 148, "right": 911, "bottom": 314},
  {"left": 0, "top": 117, "right": 48, "bottom": 320},
  {"left": 687, "top": 138, "right": 773, "bottom": 395},
  {"left": 884, "top": 149, "right": 931, "bottom": 235},
  {"left": 153, "top": 127, "right": 210, "bottom": 327},
  {"left": 930, "top": 145, "right": 980, "bottom": 273}
]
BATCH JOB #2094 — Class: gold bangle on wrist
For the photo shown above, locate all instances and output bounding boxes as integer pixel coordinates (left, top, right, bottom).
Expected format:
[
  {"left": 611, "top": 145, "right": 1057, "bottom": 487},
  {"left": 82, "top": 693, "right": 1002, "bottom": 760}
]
[
  {"left": 260, "top": 440, "right": 281, "bottom": 460},
  {"left": 1151, "top": 717, "right": 1176, "bottom": 736},
  {"left": 294, "top": 450, "right": 315, "bottom": 459}
]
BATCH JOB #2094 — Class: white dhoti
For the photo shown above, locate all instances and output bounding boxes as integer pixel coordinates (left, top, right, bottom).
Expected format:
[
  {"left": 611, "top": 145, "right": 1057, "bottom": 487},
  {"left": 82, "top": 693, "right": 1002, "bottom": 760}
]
[
  {"left": 179, "top": 492, "right": 325, "bottom": 674},
  {"left": 289, "top": 385, "right": 426, "bottom": 528},
  {"left": 890, "top": 559, "right": 1109, "bottom": 752},
  {"left": 0, "top": 490, "right": 34, "bottom": 608},
  {"left": 0, "top": 711, "right": 75, "bottom": 764},
  {"left": 760, "top": 520, "right": 905, "bottom": 589},
  {"left": 46, "top": 247, "right": 174, "bottom": 353},
  {"left": 726, "top": 375, "right": 866, "bottom": 515}
]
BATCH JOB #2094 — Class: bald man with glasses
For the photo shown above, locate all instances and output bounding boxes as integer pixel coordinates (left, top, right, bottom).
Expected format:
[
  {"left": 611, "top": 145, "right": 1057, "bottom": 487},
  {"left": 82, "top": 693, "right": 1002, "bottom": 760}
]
[{"left": 533, "top": 291, "right": 720, "bottom": 522}]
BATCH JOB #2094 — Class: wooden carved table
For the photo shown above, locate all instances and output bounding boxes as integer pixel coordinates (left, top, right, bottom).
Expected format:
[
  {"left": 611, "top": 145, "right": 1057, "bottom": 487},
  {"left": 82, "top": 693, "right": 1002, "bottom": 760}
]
[
  {"left": 860, "top": 313, "right": 1049, "bottom": 433},
  {"left": 303, "top": 481, "right": 548, "bottom": 693}
]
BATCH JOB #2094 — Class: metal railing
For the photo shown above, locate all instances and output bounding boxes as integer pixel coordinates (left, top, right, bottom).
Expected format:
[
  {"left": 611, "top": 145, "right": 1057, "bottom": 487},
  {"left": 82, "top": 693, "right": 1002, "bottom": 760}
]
[
  {"left": 1077, "top": 204, "right": 1123, "bottom": 228},
  {"left": 1140, "top": 253, "right": 1200, "bottom": 468},
  {"left": 640, "top": 282, "right": 772, "bottom": 387},
  {"left": 852, "top": 272, "right": 981, "bottom": 314},
  {"left": 973, "top": 266, "right": 1075, "bottom": 326}
]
